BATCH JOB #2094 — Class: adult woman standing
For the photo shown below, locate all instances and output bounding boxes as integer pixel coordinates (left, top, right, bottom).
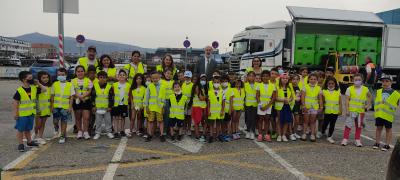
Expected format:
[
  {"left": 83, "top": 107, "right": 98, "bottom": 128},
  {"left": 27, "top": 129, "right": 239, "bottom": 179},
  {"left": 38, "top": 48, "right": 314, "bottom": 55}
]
[
  {"left": 124, "top": 51, "right": 146, "bottom": 85},
  {"left": 156, "top": 54, "right": 177, "bottom": 79},
  {"left": 246, "top": 57, "right": 263, "bottom": 76},
  {"left": 97, "top": 54, "right": 117, "bottom": 83}
]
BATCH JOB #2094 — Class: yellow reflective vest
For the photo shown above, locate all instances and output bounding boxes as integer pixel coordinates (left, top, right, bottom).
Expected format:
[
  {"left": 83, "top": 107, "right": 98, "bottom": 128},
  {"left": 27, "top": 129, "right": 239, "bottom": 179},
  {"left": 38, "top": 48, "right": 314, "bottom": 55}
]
[
  {"left": 113, "top": 82, "right": 131, "bottom": 107},
  {"left": 17, "top": 86, "right": 37, "bottom": 116},
  {"left": 146, "top": 83, "right": 166, "bottom": 113},
  {"left": 304, "top": 84, "right": 321, "bottom": 110},
  {"left": 72, "top": 78, "right": 91, "bottom": 100},
  {"left": 374, "top": 89, "right": 400, "bottom": 122},
  {"left": 124, "top": 62, "right": 145, "bottom": 84},
  {"left": 132, "top": 86, "right": 146, "bottom": 109},
  {"left": 52, "top": 81, "right": 72, "bottom": 110},
  {"left": 37, "top": 86, "right": 51, "bottom": 116},
  {"left": 78, "top": 57, "right": 99, "bottom": 72},
  {"left": 259, "top": 83, "right": 275, "bottom": 109},
  {"left": 244, "top": 82, "right": 257, "bottom": 107},
  {"left": 93, "top": 82, "right": 112, "bottom": 110},
  {"left": 348, "top": 86, "right": 368, "bottom": 113},
  {"left": 232, "top": 88, "right": 245, "bottom": 111},
  {"left": 323, "top": 89, "right": 340, "bottom": 114},
  {"left": 169, "top": 94, "right": 187, "bottom": 120},
  {"left": 275, "top": 86, "right": 294, "bottom": 110},
  {"left": 208, "top": 89, "right": 223, "bottom": 120},
  {"left": 156, "top": 65, "right": 177, "bottom": 77}
]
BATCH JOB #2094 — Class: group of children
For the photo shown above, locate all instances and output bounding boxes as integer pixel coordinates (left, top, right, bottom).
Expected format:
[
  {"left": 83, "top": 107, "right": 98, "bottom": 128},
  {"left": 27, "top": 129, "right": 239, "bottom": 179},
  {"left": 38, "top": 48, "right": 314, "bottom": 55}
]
[{"left": 12, "top": 55, "right": 399, "bottom": 152}]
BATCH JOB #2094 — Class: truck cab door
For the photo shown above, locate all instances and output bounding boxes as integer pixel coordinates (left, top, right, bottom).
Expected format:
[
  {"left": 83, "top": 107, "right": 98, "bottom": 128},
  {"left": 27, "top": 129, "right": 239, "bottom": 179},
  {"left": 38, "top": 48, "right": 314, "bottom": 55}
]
[{"left": 383, "top": 25, "right": 400, "bottom": 68}]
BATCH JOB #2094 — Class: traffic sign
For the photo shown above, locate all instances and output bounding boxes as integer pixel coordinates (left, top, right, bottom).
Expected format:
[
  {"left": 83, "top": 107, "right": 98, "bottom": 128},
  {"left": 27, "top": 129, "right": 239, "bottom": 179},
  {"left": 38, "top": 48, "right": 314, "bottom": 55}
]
[
  {"left": 183, "top": 40, "right": 191, "bottom": 48},
  {"left": 76, "top": 34, "right": 85, "bottom": 44},
  {"left": 212, "top": 41, "right": 219, "bottom": 49}
]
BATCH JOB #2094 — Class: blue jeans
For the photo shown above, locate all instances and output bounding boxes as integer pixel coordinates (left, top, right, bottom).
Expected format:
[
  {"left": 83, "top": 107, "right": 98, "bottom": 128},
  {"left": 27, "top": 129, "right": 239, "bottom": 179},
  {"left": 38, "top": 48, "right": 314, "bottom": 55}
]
[{"left": 163, "top": 100, "right": 171, "bottom": 135}]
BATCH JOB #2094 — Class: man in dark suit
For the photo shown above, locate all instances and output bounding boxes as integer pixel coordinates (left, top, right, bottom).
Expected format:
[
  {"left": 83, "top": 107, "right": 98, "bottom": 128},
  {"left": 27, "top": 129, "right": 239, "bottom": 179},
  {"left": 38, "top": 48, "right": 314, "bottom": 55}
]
[{"left": 195, "top": 46, "right": 218, "bottom": 80}]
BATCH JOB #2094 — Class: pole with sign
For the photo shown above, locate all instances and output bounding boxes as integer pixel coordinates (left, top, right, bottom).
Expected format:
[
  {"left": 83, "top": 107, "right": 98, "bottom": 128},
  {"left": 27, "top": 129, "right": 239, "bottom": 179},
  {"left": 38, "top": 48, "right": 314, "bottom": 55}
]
[
  {"left": 183, "top": 37, "right": 191, "bottom": 71},
  {"left": 43, "top": 0, "right": 79, "bottom": 67},
  {"left": 76, "top": 34, "right": 85, "bottom": 56}
]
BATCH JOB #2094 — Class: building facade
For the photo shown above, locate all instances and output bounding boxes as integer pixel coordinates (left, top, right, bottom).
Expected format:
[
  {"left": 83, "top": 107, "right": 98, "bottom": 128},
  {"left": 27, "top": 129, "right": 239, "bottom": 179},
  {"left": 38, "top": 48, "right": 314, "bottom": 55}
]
[
  {"left": 0, "top": 36, "right": 31, "bottom": 57},
  {"left": 31, "top": 43, "right": 57, "bottom": 59}
]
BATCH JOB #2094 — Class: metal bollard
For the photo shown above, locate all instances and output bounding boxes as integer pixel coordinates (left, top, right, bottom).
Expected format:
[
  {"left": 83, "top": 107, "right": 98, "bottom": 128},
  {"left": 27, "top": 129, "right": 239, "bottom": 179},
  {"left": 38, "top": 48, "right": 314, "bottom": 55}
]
[{"left": 387, "top": 137, "right": 400, "bottom": 180}]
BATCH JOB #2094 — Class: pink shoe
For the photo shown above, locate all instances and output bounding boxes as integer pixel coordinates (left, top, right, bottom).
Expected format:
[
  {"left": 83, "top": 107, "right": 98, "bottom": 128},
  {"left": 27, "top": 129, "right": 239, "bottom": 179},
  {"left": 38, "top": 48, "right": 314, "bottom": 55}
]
[
  {"left": 264, "top": 134, "right": 272, "bottom": 142},
  {"left": 257, "top": 134, "right": 263, "bottom": 142}
]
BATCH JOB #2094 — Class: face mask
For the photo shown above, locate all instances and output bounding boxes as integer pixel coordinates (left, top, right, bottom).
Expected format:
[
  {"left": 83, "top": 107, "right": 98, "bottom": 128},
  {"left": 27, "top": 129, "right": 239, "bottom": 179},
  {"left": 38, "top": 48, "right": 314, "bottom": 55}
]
[
  {"left": 213, "top": 83, "right": 220, "bottom": 88},
  {"left": 175, "top": 90, "right": 182, "bottom": 95},
  {"left": 145, "top": 81, "right": 151, "bottom": 86},
  {"left": 186, "top": 80, "right": 191, "bottom": 83},
  {"left": 328, "top": 87, "right": 335, "bottom": 91},
  {"left": 354, "top": 80, "right": 362, "bottom": 86},
  {"left": 57, "top": 76, "right": 66, "bottom": 82},
  {"left": 222, "top": 82, "right": 229, "bottom": 88},
  {"left": 200, "top": 80, "right": 206, "bottom": 86},
  {"left": 278, "top": 69, "right": 284, "bottom": 74},
  {"left": 27, "top": 79, "right": 35, "bottom": 85}
]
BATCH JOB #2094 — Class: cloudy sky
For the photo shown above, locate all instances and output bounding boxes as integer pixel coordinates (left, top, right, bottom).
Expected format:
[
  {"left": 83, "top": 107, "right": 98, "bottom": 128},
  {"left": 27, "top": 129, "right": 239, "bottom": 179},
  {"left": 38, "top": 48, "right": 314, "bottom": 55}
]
[{"left": 1, "top": 0, "right": 399, "bottom": 52}]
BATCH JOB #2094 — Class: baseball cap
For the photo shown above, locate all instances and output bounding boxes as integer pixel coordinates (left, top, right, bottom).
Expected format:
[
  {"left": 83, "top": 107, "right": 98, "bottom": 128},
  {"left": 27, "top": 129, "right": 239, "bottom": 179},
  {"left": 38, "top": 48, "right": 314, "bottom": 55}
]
[
  {"left": 380, "top": 74, "right": 391, "bottom": 81},
  {"left": 200, "top": 74, "right": 207, "bottom": 78},
  {"left": 184, "top": 71, "right": 192, "bottom": 78},
  {"left": 88, "top": 45, "right": 97, "bottom": 52}
]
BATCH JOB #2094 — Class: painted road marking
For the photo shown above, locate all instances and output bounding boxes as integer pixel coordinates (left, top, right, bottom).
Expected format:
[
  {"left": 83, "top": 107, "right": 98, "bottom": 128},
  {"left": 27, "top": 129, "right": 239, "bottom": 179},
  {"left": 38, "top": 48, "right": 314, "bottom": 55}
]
[
  {"left": 254, "top": 141, "right": 309, "bottom": 180},
  {"left": 167, "top": 137, "right": 204, "bottom": 153},
  {"left": 102, "top": 137, "right": 128, "bottom": 180}
]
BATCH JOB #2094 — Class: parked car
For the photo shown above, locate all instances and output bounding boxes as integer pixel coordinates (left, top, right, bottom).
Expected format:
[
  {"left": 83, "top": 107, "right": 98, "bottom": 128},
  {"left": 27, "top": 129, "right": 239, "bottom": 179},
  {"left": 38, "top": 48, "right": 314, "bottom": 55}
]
[{"left": 29, "top": 59, "right": 75, "bottom": 81}]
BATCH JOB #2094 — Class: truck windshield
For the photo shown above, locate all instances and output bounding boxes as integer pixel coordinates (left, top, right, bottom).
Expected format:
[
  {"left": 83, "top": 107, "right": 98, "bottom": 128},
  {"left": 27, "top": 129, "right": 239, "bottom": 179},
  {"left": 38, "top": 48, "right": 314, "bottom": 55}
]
[{"left": 233, "top": 40, "right": 248, "bottom": 55}]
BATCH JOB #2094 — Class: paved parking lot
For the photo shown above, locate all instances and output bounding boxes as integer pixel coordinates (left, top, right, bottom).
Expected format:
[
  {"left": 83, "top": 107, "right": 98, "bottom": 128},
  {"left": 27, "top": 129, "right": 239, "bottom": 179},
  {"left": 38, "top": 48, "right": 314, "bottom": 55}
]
[{"left": 0, "top": 80, "right": 398, "bottom": 180}]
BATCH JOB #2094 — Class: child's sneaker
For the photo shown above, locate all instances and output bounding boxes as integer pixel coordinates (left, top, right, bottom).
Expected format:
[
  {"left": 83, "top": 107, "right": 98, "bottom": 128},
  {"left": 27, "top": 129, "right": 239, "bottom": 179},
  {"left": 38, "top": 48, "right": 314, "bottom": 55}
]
[
  {"left": 271, "top": 132, "right": 277, "bottom": 139},
  {"left": 107, "top": 133, "right": 114, "bottom": 139},
  {"left": 235, "top": 133, "right": 241, "bottom": 140},
  {"left": 36, "top": 138, "right": 47, "bottom": 145},
  {"left": 218, "top": 135, "right": 225, "bottom": 142},
  {"left": 301, "top": 134, "right": 307, "bottom": 141},
  {"left": 224, "top": 135, "right": 232, "bottom": 142},
  {"left": 125, "top": 129, "right": 132, "bottom": 138},
  {"left": 120, "top": 131, "right": 127, "bottom": 137},
  {"left": 282, "top": 135, "right": 288, "bottom": 142},
  {"left": 316, "top": 131, "right": 322, "bottom": 139},
  {"left": 257, "top": 134, "right": 263, "bottom": 142},
  {"left": 170, "top": 135, "right": 176, "bottom": 141},
  {"left": 264, "top": 134, "right": 271, "bottom": 142},
  {"left": 277, "top": 136, "right": 282, "bottom": 142},
  {"left": 208, "top": 136, "right": 214, "bottom": 143},
  {"left": 341, "top": 139, "right": 348, "bottom": 146},
  {"left": 373, "top": 143, "right": 380, "bottom": 149},
  {"left": 59, "top": 136, "right": 66, "bottom": 144},
  {"left": 18, "top": 144, "right": 25, "bottom": 152},
  {"left": 93, "top": 133, "right": 101, "bottom": 140},
  {"left": 177, "top": 134, "right": 183, "bottom": 141},
  {"left": 310, "top": 135, "right": 316, "bottom": 142},
  {"left": 114, "top": 133, "right": 121, "bottom": 140},
  {"left": 381, "top": 144, "right": 390, "bottom": 151},
  {"left": 77, "top": 131, "right": 83, "bottom": 139},
  {"left": 294, "top": 133, "right": 301, "bottom": 139},
  {"left": 199, "top": 136, "right": 206, "bottom": 143},
  {"left": 250, "top": 133, "right": 255, "bottom": 140},
  {"left": 245, "top": 132, "right": 250, "bottom": 139},
  {"left": 327, "top": 137, "right": 335, "bottom": 144},
  {"left": 290, "top": 134, "right": 297, "bottom": 141},
  {"left": 145, "top": 135, "right": 152, "bottom": 142},
  {"left": 27, "top": 141, "right": 39, "bottom": 147},
  {"left": 83, "top": 132, "right": 91, "bottom": 140},
  {"left": 355, "top": 140, "right": 363, "bottom": 147},
  {"left": 160, "top": 135, "right": 166, "bottom": 142}
]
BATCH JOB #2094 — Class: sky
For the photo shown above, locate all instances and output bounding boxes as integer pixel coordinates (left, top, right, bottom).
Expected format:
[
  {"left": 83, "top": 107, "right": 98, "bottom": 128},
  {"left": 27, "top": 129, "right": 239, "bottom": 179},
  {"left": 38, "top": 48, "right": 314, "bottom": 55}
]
[{"left": 1, "top": 0, "right": 399, "bottom": 53}]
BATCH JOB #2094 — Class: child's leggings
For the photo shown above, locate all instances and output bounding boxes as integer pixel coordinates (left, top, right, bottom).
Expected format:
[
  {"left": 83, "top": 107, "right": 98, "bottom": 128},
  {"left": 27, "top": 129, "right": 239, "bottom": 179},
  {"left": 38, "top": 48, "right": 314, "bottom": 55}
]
[{"left": 343, "top": 113, "right": 364, "bottom": 140}]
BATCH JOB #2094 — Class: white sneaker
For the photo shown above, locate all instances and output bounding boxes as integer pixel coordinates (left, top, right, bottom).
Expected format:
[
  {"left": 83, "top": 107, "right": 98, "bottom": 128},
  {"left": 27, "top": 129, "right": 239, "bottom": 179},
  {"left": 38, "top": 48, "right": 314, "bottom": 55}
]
[
  {"left": 107, "top": 133, "right": 114, "bottom": 139},
  {"left": 77, "top": 131, "right": 83, "bottom": 139},
  {"left": 282, "top": 135, "right": 288, "bottom": 142},
  {"left": 310, "top": 135, "right": 316, "bottom": 142},
  {"left": 355, "top": 140, "right": 363, "bottom": 147},
  {"left": 327, "top": 137, "right": 335, "bottom": 144},
  {"left": 250, "top": 133, "right": 255, "bottom": 140},
  {"left": 341, "top": 139, "right": 348, "bottom": 146},
  {"left": 277, "top": 136, "right": 282, "bottom": 142},
  {"left": 316, "top": 131, "right": 322, "bottom": 139},
  {"left": 294, "top": 133, "right": 301, "bottom": 139},
  {"left": 83, "top": 132, "right": 91, "bottom": 140},
  {"left": 290, "top": 134, "right": 297, "bottom": 141},
  {"left": 36, "top": 138, "right": 47, "bottom": 145},
  {"left": 31, "top": 133, "right": 36, "bottom": 141},
  {"left": 125, "top": 129, "right": 132, "bottom": 137},
  {"left": 301, "top": 134, "right": 307, "bottom": 141},
  {"left": 245, "top": 132, "right": 250, "bottom": 139},
  {"left": 93, "top": 134, "right": 101, "bottom": 140},
  {"left": 131, "top": 128, "right": 137, "bottom": 134},
  {"left": 59, "top": 137, "right": 66, "bottom": 144}
]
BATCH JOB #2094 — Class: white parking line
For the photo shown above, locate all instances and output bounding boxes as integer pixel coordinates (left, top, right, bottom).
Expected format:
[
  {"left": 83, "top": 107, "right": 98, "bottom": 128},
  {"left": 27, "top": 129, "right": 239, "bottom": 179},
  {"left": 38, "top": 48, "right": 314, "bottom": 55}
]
[{"left": 102, "top": 137, "right": 128, "bottom": 180}]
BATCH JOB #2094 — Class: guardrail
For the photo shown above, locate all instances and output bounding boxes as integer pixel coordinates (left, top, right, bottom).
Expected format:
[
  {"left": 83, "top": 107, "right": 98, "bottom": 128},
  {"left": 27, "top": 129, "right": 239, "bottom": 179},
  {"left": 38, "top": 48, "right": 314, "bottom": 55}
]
[{"left": 0, "top": 66, "right": 30, "bottom": 78}]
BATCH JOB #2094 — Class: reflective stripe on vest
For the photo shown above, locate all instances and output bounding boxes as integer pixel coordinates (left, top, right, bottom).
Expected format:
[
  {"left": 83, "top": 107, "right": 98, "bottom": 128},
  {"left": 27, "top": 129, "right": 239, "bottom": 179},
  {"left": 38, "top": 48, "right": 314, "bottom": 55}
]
[
  {"left": 113, "top": 82, "right": 131, "bottom": 106},
  {"left": 147, "top": 83, "right": 165, "bottom": 113},
  {"left": 245, "top": 82, "right": 257, "bottom": 107},
  {"left": 38, "top": 86, "right": 51, "bottom": 116},
  {"left": 275, "top": 86, "right": 293, "bottom": 111},
  {"left": 193, "top": 95, "right": 206, "bottom": 108},
  {"left": 72, "top": 78, "right": 90, "bottom": 100},
  {"left": 374, "top": 89, "right": 400, "bottom": 122},
  {"left": 304, "top": 84, "right": 321, "bottom": 109},
  {"left": 182, "top": 82, "right": 193, "bottom": 99},
  {"left": 349, "top": 86, "right": 368, "bottom": 113},
  {"left": 132, "top": 86, "right": 146, "bottom": 108},
  {"left": 208, "top": 89, "right": 223, "bottom": 120},
  {"left": 162, "top": 80, "right": 174, "bottom": 99},
  {"left": 169, "top": 94, "right": 187, "bottom": 120},
  {"left": 259, "top": 83, "right": 275, "bottom": 108},
  {"left": 53, "top": 81, "right": 72, "bottom": 109},
  {"left": 232, "top": 88, "right": 245, "bottom": 111},
  {"left": 223, "top": 88, "right": 232, "bottom": 113},
  {"left": 94, "top": 82, "right": 111, "bottom": 110},
  {"left": 125, "top": 62, "right": 145, "bottom": 83},
  {"left": 78, "top": 57, "right": 99, "bottom": 72},
  {"left": 17, "top": 86, "right": 37, "bottom": 116},
  {"left": 323, "top": 89, "right": 340, "bottom": 114}
]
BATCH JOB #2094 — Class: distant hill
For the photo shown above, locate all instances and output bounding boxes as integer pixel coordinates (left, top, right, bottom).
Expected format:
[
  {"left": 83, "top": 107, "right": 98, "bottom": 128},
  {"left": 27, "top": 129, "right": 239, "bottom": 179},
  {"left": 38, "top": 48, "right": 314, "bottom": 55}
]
[{"left": 15, "top": 32, "right": 154, "bottom": 55}]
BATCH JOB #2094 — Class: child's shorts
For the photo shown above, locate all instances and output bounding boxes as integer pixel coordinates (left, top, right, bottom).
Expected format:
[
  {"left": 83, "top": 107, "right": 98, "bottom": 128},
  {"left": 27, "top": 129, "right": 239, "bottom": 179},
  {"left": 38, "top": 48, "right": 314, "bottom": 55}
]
[
  {"left": 292, "top": 102, "right": 301, "bottom": 115},
  {"left": 279, "top": 104, "right": 293, "bottom": 124},
  {"left": 53, "top": 108, "right": 72, "bottom": 122},
  {"left": 191, "top": 107, "right": 204, "bottom": 125},
  {"left": 15, "top": 115, "right": 34, "bottom": 132},
  {"left": 169, "top": 118, "right": 184, "bottom": 128},
  {"left": 375, "top": 118, "right": 392, "bottom": 129},
  {"left": 72, "top": 100, "right": 92, "bottom": 110},
  {"left": 306, "top": 108, "right": 319, "bottom": 115},
  {"left": 223, "top": 113, "right": 231, "bottom": 122},
  {"left": 112, "top": 105, "right": 128, "bottom": 118},
  {"left": 147, "top": 111, "right": 163, "bottom": 122}
]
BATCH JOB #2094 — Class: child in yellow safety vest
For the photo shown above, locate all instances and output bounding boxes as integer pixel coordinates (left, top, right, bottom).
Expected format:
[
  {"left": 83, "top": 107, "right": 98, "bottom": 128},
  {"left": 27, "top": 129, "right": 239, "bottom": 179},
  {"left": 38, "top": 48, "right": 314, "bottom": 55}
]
[
  {"left": 33, "top": 71, "right": 52, "bottom": 145},
  {"left": 161, "top": 68, "right": 174, "bottom": 137},
  {"left": 182, "top": 71, "right": 193, "bottom": 136},
  {"left": 13, "top": 71, "right": 40, "bottom": 152},
  {"left": 51, "top": 68, "right": 74, "bottom": 144},
  {"left": 111, "top": 70, "right": 131, "bottom": 139},
  {"left": 168, "top": 82, "right": 188, "bottom": 141},
  {"left": 87, "top": 65, "right": 98, "bottom": 136},
  {"left": 342, "top": 73, "right": 372, "bottom": 147},
  {"left": 129, "top": 73, "right": 146, "bottom": 136},
  {"left": 220, "top": 75, "right": 233, "bottom": 142},
  {"left": 244, "top": 71, "right": 258, "bottom": 140},
  {"left": 301, "top": 73, "right": 323, "bottom": 142},
  {"left": 256, "top": 70, "right": 276, "bottom": 142},
  {"left": 207, "top": 74, "right": 224, "bottom": 143},
  {"left": 92, "top": 71, "right": 114, "bottom": 140},
  {"left": 321, "top": 77, "right": 341, "bottom": 144},
  {"left": 144, "top": 71, "right": 166, "bottom": 142},
  {"left": 373, "top": 75, "right": 400, "bottom": 151},
  {"left": 290, "top": 74, "right": 302, "bottom": 139},
  {"left": 269, "top": 68, "right": 280, "bottom": 139},
  {"left": 72, "top": 65, "right": 93, "bottom": 140},
  {"left": 189, "top": 80, "right": 207, "bottom": 142},
  {"left": 275, "top": 73, "right": 295, "bottom": 142},
  {"left": 231, "top": 79, "right": 245, "bottom": 140}
]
